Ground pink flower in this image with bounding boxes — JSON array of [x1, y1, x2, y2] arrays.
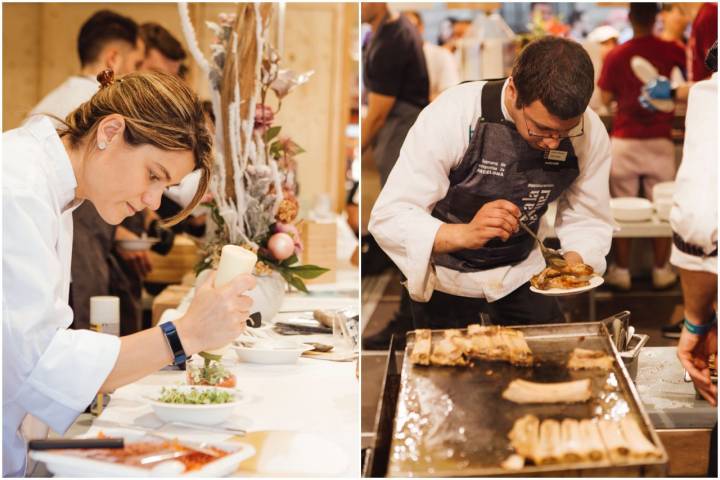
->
[[274, 222, 304, 255], [254, 103, 274, 134]]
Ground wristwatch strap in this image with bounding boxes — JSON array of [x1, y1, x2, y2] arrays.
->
[[683, 317, 718, 336], [159, 321, 187, 369]]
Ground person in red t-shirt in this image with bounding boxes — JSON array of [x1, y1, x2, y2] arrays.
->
[[688, 2, 718, 82], [598, 3, 686, 291]]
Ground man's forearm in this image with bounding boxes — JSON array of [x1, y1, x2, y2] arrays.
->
[[679, 268, 718, 324], [361, 114, 383, 151], [433, 223, 469, 254]]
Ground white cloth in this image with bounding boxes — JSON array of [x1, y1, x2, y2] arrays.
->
[[670, 73, 718, 274], [423, 41, 460, 100], [2, 116, 121, 477], [369, 80, 614, 302], [28, 76, 99, 127]]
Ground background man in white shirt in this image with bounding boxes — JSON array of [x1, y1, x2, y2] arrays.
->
[[370, 37, 614, 328], [403, 10, 461, 102]]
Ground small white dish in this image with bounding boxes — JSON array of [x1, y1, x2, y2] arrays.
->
[[117, 238, 159, 251], [232, 340, 313, 365], [652, 181, 675, 201], [29, 429, 255, 477], [147, 386, 245, 426], [654, 197, 673, 222], [530, 275, 604, 296], [610, 197, 654, 222]]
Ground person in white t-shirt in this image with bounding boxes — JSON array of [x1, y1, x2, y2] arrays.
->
[[369, 37, 613, 328], [404, 10, 461, 101]]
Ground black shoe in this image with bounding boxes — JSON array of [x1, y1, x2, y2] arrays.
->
[[662, 322, 683, 339]]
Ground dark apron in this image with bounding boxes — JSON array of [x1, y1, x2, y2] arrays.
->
[[411, 79, 581, 327]]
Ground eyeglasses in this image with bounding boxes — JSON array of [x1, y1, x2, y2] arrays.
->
[[522, 107, 585, 140]]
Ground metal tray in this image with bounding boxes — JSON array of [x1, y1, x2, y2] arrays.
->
[[368, 320, 668, 477]]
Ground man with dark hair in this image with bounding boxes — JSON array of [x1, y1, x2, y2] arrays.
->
[[598, 3, 686, 292], [139, 22, 187, 77], [369, 36, 614, 328]]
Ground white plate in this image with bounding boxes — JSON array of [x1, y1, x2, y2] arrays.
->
[[530, 275, 604, 296], [29, 430, 254, 477], [147, 385, 246, 426], [231, 340, 313, 365], [610, 197, 654, 222], [117, 238, 159, 251]]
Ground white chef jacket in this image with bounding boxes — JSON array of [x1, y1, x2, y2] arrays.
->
[[423, 42, 460, 99], [369, 79, 614, 302], [2, 116, 121, 477], [28, 75, 100, 127], [670, 72, 718, 274]]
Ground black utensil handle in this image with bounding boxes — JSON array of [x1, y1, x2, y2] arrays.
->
[[28, 438, 124, 450]]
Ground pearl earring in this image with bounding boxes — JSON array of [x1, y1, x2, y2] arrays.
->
[[98, 141, 107, 150]]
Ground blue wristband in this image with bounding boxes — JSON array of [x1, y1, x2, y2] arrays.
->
[[683, 317, 717, 336], [159, 321, 187, 368]]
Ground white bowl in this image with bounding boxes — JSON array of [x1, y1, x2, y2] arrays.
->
[[652, 181, 675, 201], [654, 197, 673, 221], [232, 340, 313, 365], [147, 385, 244, 426], [610, 197, 654, 222], [116, 238, 159, 251]]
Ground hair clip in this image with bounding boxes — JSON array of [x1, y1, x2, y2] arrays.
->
[[97, 69, 115, 88]]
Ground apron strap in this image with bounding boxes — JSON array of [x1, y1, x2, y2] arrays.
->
[[479, 78, 508, 124]]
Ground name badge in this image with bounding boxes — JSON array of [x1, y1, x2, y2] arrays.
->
[[545, 150, 568, 162]]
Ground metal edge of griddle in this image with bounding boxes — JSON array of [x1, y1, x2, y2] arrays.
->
[[385, 320, 669, 477], [364, 334, 401, 478]]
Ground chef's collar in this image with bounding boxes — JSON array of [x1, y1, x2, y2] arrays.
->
[[499, 78, 514, 124], [25, 116, 82, 213]]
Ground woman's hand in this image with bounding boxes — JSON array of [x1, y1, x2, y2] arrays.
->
[[677, 325, 718, 405], [175, 271, 256, 355]]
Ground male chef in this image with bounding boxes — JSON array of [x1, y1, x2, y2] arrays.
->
[[369, 36, 614, 328]]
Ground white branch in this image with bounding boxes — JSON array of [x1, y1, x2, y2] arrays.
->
[[178, 3, 211, 75]]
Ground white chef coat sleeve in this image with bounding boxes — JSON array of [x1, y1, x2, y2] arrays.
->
[[554, 111, 615, 275], [670, 76, 718, 255], [3, 188, 120, 434], [369, 88, 469, 301]]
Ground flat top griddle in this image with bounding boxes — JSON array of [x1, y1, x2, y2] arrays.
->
[[387, 322, 667, 477]]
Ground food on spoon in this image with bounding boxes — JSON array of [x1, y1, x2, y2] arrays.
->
[[531, 263, 594, 290], [568, 348, 614, 371], [502, 378, 592, 404], [157, 387, 235, 405]]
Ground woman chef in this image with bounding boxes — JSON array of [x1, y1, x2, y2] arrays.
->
[[2, 70, 255, 476]]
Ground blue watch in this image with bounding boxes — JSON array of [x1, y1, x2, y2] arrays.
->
[[683, 317, 718, 336], [159, 321, 187, 369]]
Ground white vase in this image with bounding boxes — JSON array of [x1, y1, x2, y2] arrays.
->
[[246, 272, 286, 323]]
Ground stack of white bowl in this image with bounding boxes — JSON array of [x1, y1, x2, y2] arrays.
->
[[610, 197, 654, 222], [652, 181, 675, 222]]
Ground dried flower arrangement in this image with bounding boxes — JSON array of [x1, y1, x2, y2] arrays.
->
[[179, 3, 328, 292]]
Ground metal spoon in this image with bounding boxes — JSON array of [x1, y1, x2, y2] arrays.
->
[[518, 220, 567, 268]]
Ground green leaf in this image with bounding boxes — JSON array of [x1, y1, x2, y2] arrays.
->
[[286, 274, 309, 293], [286, 264, 330, 279], [281, 254, 299, 267], [199, 351, 223, 364], [263, 126, 281, 143]]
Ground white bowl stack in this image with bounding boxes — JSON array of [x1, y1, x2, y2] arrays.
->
[[610, 197, 654, 222], [652, 181, 675, 222]]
